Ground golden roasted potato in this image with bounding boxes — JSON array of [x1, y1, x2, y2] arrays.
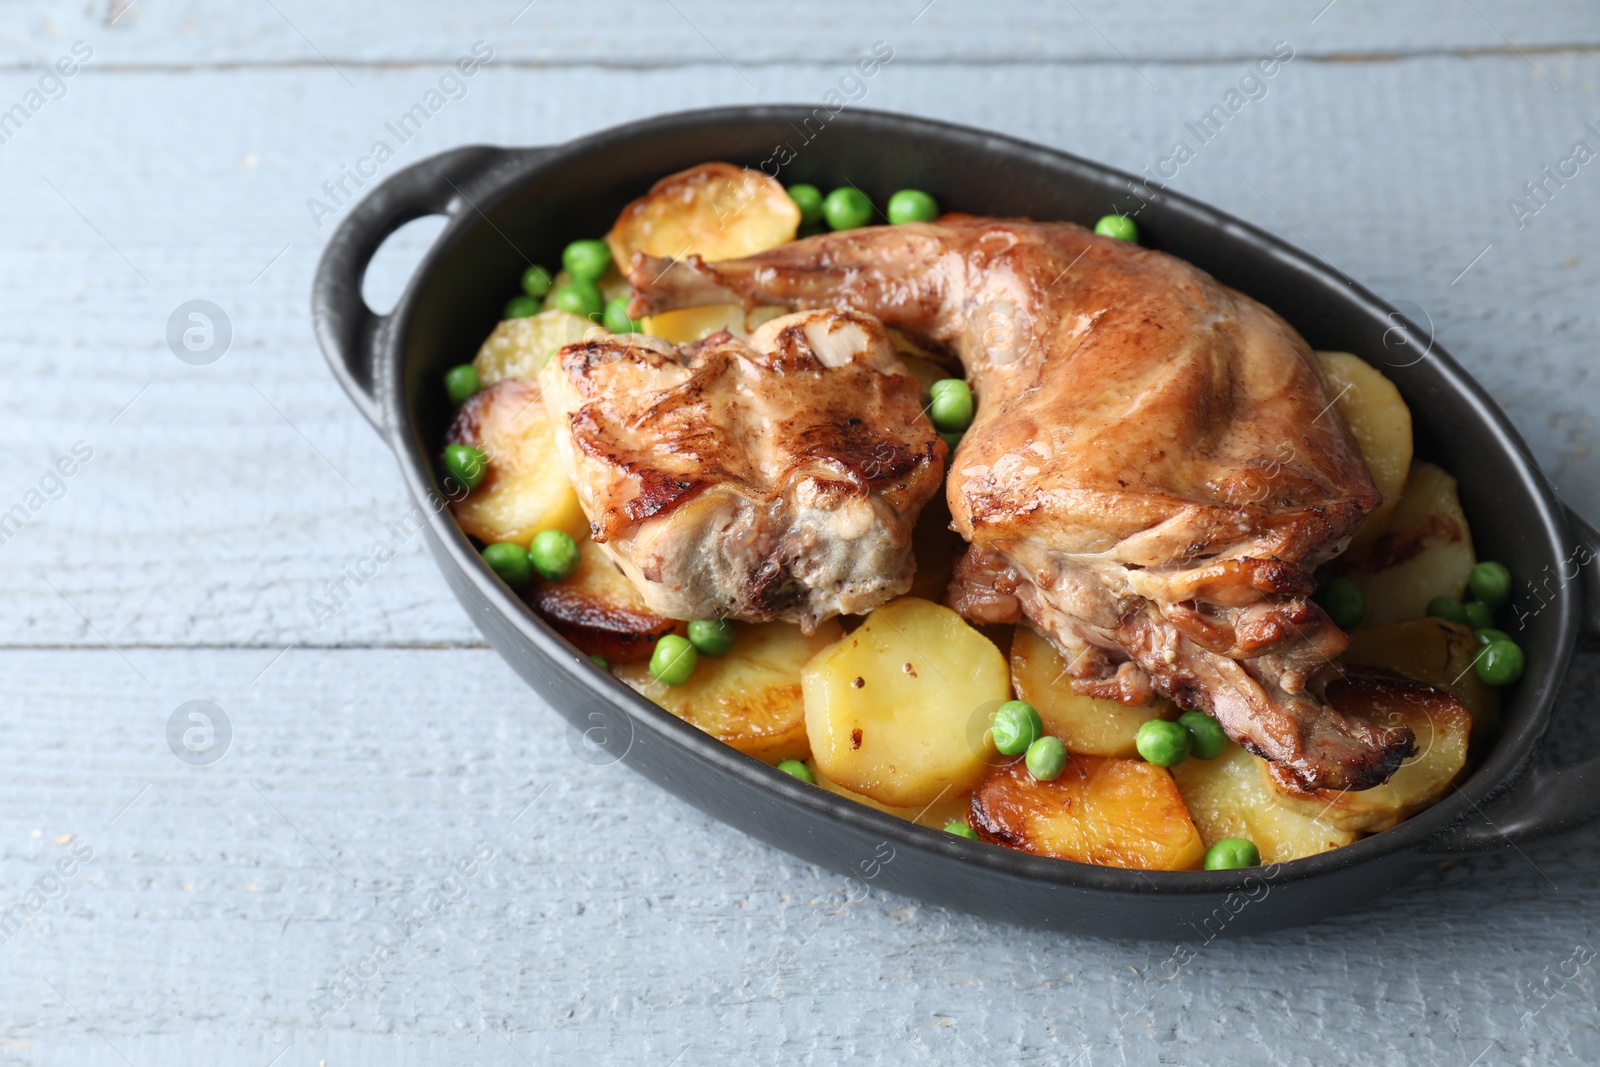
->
[[888, 330, 961, 404], [1263, 670, 1472, 833], [809, 764, 973, 830], [639, 304, 787, 344], [896, 356, 948, 405], [445, 379, 589, 547], [529, 539, 683, 663], [802, 597, 1010, 807], [1341, 617, 1500, 746], [1317, 352, 1414, 553], [970, 755, 1206, 870], [1008, 625, 1179, 758], [473, 309, 601, 385], [607, 162, 800, 267], [1170, 743, 1359, 863], [616, 621, 841, 761], [1342, 461, 1476, 627]]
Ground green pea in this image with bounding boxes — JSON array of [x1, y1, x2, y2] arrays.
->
[[991, 700, 1044, 756], [1135, 719, 1191, 767], [589, 654, 609, 669], [787, 183, 825, 226], [521, 264, 554, 297], [687, 618, 737, 658], [649, 633, 699, 686], [929, 378, 974, 433], [562, 239, 612, 282], [1024, 735, 1068, 781], [1177, 711, 1228, 760], [443, 364, 480, 404], [1314, 576, 1366, 630], [886, 189, 939, 225], [1462, 600, 1495, 631], [603, 297, 641, 334], [939, 431, 964, 453], [943, 821, 979, 840], [1426, 595, 1471, 626], [528, 529, 580, 581], [1469, 561, 1512, 610], [552, 279, 605, 321], [443, 444, 487, 490], [1475, 627, 1512, 646], [777, 758, 815, 784], [1204, 837, 1260, 870], [1475, 640, 1526, 686], [505, 295, 541, 319], [1094, 214, 1139, 242], [823, 187, 874, 231], [481, 541, 532, 587]]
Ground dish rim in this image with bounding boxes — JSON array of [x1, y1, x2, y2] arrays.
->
[[328, 104, 1591, 896]]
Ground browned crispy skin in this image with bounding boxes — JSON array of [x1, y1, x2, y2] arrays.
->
[[527, 540, 685, 664], [1263, 664, 1469, 799], [539, 311, 945, 631], [626, 217, 1410, 791]]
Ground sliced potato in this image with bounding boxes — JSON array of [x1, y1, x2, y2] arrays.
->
[[809, 764, 972, 830], [529, 539, 682, 663], [1317, 351, 1414, 552], [971, 755, 1206, 871], [640, 304, 787, 344], [446, 379, 589, 547], [616, 621, 840, 760], [802, 597, 1010, 807], [896, 355, 950, 406], [1341, 617, 1500, 746], [1008, 626, 1179, 758], [473, 309, 601, 385], [889, 329, 961, 404], [1263, 670, 1472, 833], [607, 162, 800, 267], [1170, 744, 1359, 863], [1343, 461, 1476, 627]]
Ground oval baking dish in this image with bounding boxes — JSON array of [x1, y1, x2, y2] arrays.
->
[[312, 106, 1600, 939]]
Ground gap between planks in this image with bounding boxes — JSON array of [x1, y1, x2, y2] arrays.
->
[[0, 642, 494, 651], [0, 41, 1598, 75]]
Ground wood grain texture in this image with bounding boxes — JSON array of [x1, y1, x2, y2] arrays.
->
[[0, 647, 1597, 1065], [3, 0, 1599, 64], [0, 53, 1597, 648], [1, 3, 1599, 1062]]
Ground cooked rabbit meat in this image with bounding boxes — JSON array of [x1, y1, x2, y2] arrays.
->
[[625, 218, 1414, 791], [538, 309, 944, 632]]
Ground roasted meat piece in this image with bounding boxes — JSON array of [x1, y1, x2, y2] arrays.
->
[[625, 218, 1414, 791], [539, 308, 944, 631]]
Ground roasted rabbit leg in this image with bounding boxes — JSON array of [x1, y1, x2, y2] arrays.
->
[[539, 309, 944, 632], [625, 218, 1414, 791]]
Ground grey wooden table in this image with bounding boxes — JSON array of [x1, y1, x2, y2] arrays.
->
[[2, 2, 1599, 1063]]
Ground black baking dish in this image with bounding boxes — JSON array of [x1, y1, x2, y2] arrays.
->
[[312, 105, 1600, 939]]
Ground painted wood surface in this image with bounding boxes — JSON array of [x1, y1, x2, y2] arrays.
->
[[2, 647, 1598, 1065], [1, 2, 1598, 1063], [2, 53, 1598, 648], [4, 0, 1599, 64]]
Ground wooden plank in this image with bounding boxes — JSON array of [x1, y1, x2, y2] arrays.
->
[[0, 55, 1596, 648], [2, 0, 1598, 66], [1, 646, 1597, 1064]]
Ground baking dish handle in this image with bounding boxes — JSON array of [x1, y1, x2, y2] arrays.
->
[[1424, 504, 1600, 855], [311, 143, 522, 434]]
